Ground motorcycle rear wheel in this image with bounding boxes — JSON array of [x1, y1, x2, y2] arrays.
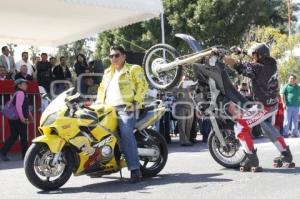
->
[[24, 143, 74, 191], [136, 129, 168, 177], [143, 44, 183, 90]]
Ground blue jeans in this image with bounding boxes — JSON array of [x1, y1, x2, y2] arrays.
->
[[283, 106, 299, 136], [116, 109, 140, 171]]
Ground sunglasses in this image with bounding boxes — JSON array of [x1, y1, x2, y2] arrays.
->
[[109, 53, 121, 59]]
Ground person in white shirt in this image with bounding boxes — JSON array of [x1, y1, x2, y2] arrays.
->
[[16, 52, 34, 76], [0, 46, 16, 78]]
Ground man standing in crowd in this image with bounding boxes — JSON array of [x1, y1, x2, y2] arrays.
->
[[36, 53, 52, 93], [281, 74, 300, 138], [49, 57, 57, 71], [16, 52, 34, 76], [175, 76, 194, 146], [96, 45, 148, 183], [52, 56, 72, 94], [52, 56, 71, 80], [0, 46, 16, 79], [15, 65, 33, 81], [31, 56, 40, 80]]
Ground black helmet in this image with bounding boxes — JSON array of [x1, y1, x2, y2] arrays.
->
[[247, 43, 270, 61]]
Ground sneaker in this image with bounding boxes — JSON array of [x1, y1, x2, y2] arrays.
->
[[130, 169, 142, 183], [291, 134, 299, 138], [283, 135, 289, 138], [0, 153, 9, 161]]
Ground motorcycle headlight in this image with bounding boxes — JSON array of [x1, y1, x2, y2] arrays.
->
[[42, 112, 58, 126]]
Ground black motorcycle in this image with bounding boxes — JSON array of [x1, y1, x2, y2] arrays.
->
[[143, 34, 249, 168]]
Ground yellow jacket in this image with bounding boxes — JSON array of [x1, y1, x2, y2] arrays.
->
[[96, 63, 148, 108]]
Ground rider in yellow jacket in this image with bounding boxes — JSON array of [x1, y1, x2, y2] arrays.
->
[[96, 62, 148, 109], [96, 45, 148, 183]]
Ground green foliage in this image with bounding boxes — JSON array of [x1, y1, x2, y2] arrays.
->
[[6, 43, 17, 57], [56, 39, 93, 67], [28, 46, 40, 63], [243, 26, 300, 59], [278, 57, 300, 84], [95, 0, 292, 61]]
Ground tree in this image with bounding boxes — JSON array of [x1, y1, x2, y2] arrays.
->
[[56, 39, 93, 67], [95, 0, 295, 61], [278, 56, 300, 84], [28, 45, 40, 63], [6, 43, 17, 57]]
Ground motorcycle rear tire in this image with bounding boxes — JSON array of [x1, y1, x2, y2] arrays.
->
[[143, 44, 183, 90], [136, 129, 168, 177]]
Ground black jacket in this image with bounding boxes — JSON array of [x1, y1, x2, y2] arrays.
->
[[52, 65, 72, 80], [15, 72, 33, 81], [234, 57, 279, 106], [36, 61, 52, 92], [74, 62, 89, 76]]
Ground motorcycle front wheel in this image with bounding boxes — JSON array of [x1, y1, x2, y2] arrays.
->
[[143, 44, 183, 90], [136, 129, 168, 177], [208, 130, 246, 169], [24, 143, 75, 191]]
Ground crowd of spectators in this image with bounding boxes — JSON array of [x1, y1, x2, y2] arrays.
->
[[0, 45, 104, 98]]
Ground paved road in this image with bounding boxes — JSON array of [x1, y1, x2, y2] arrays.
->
[[1, 137, 300, 199]]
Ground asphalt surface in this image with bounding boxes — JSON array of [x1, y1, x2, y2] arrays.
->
[[1, 136, 300, 199]]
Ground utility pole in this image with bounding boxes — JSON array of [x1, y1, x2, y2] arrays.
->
[[287, 0, 292, 36]]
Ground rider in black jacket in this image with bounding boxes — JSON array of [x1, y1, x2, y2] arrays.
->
[[224, 43, 295, 171]]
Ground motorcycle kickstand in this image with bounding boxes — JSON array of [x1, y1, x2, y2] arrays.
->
[[117, 161, 124, 181], [119, 169, 123, 180]]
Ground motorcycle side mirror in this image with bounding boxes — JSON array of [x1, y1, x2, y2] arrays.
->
[[41, 93, 47, 98], [65, 92, 81, 103]]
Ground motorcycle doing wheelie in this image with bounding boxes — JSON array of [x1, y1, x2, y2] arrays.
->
[[24, 88, 168, 191], [143, 34, 270, 169]]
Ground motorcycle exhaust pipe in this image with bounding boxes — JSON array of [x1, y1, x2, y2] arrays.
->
[[138, 148, 159, 157]]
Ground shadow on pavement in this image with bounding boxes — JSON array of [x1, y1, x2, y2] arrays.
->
[[0, 160, 23, 170], [262, 167, 300, 175], [167, 141, 209, 154], [220, 166, 300, 175], [37, 173, 232, 194]]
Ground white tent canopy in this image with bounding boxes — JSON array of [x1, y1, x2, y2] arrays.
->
[[0, 0, 163, 47]]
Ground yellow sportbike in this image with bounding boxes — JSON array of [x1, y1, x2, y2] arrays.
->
[[24, 88, 168, 191]]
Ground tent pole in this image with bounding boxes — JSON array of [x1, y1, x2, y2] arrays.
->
[[161, 13, 165, 44], [161, 13, 166, 60]]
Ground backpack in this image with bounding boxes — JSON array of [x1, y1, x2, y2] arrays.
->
[[3, 93, 19, 120]]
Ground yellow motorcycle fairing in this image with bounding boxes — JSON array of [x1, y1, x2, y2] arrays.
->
[[34, 98, 165, 176], [36, 103, 125, 175], [73, 134, 126, 176], [32, 134, 66, 154]]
